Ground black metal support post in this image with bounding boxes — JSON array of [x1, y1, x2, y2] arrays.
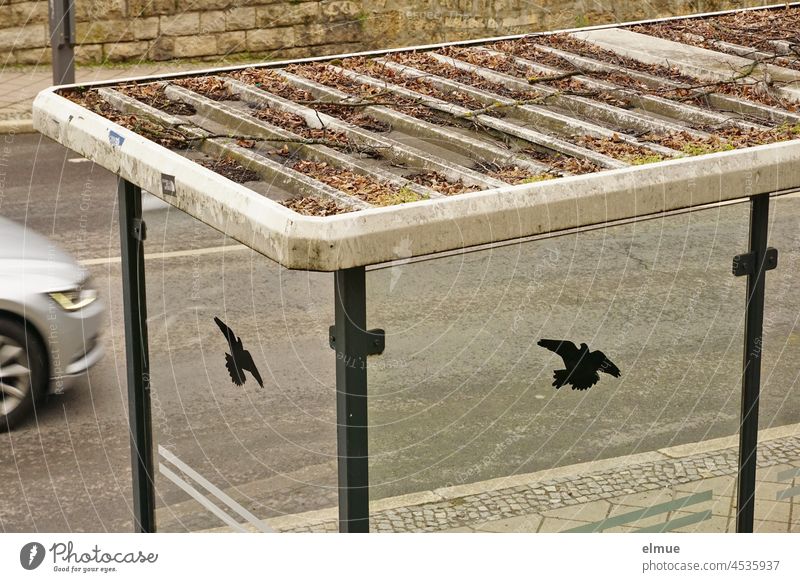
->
[[330, 267, 384, 532], [732, 193, 777, 533], [49, 0, 76, 85], [118, 178, 156, 533]]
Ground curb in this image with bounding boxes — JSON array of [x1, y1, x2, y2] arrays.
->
[[658, 423, 800, 459], [0, 118, 35, 134]]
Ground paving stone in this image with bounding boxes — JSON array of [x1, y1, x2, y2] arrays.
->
[[607, 487, 676, 508], [756, 480, 797, 502], [474, 514, 543, 532], [538, 516, 592, 533], [668, 513, 730, 533], [758, 464, 798, 484], [754, 500, 792, 523], [753, 520, 790, 533], [604, 503, 675, 529], [543, 499, 610, 522]]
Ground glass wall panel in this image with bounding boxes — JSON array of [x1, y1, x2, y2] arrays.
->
[[146, 206, 338, 532], [367, 202, 750, 532], [757, 193, 800, 533]]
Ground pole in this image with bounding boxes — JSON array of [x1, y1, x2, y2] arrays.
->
[[735, 193, 773, 533], [332, 267, 374, 532], [118, 178, 156, 532], [49, 0, 76, 85]]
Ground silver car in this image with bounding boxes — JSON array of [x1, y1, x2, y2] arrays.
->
[[0, 217, 105, 430]]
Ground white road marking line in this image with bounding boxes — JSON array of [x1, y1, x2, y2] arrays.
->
[[79, 244, 249, 266], [159, 463, 249, 533], [159, 446, 274, 533]]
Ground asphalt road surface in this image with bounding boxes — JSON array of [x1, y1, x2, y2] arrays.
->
[[1, 133, 799, 532]]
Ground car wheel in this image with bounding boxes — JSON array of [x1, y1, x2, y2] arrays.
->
[[0, 318, 47, 432]]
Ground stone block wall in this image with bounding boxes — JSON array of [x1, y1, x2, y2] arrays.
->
[[0, 0, 771, 66]]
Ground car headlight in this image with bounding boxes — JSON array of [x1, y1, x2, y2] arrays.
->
[[48, 285, 98, 311]]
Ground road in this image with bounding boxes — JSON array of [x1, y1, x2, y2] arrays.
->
[[1, 133, 799, 532]]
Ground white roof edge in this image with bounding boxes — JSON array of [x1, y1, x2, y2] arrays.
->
[[32, 89, 299, 267], [34, 88, 800, 271]]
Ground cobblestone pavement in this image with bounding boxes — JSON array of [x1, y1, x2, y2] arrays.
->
[[277, 434, 800, 533]]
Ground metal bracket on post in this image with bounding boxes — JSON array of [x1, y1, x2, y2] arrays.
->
[[118, 178, 156, 533], [732, 248, 778, 277], [49, 0, 76, 85], [331, 267, 382, 532], [733, 193, 775, 533], [132, 218, 147, 243], [329, 326, 385, 356]]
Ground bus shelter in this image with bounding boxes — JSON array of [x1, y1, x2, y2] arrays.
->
[[33, 3, 800, 533]]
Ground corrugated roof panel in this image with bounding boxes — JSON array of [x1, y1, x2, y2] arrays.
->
[[33, 3, 800, 270]]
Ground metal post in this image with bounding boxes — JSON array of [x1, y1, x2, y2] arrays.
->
[[734, 193, 776, 533], [118, 178, 156, 533], [49, 0, 76, 85], [331, 267, 384, 532]]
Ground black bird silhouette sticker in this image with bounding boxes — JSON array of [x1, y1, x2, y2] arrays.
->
[[538, 339, 621, 391], [214, 317, 264, 388]]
